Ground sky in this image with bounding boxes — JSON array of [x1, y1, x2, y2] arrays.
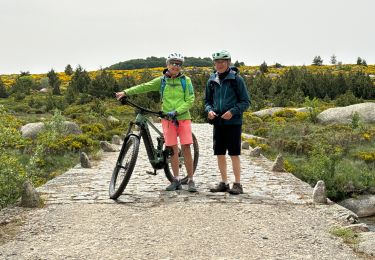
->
[[0, 0, 374, 74]]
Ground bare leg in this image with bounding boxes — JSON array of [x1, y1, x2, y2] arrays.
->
[[182, 144, 194, 179], [230, 155, 241, 183], [170, 145, 179, 177], [217, 155, 228, 182]]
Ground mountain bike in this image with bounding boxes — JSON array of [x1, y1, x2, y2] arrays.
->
[[109, 97, 199, 199]]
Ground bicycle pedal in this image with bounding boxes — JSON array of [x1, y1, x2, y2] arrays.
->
[[146, 170, 157, 175]]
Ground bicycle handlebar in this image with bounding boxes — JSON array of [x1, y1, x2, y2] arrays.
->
[[120, 96, 163, 116], [119, 96, 179, 126]]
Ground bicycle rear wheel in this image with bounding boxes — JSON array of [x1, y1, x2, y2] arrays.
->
[[109, 135, 140, 199], [164, 133, 199, 182]]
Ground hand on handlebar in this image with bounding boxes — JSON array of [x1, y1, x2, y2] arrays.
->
[[166, 111, 177, 118], [166, 111, 179, 127], [115, 92, 126, 100]]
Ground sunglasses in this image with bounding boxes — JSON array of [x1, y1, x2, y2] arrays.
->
[[170, 63, 182, 67]]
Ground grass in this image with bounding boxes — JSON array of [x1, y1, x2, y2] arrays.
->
[[329, 226, 360, 245]]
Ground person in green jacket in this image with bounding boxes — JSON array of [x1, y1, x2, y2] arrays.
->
[[115, 53, 197, 192], [205, 50, 250, 195]]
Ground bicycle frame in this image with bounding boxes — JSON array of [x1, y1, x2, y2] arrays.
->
[[121, 100, 172, 171]]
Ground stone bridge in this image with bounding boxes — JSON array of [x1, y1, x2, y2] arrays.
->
[[36, 123, 313, 205], [0, 123, 370, 259]]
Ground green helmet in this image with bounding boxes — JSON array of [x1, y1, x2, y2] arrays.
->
[[212, 50, 231, 60]]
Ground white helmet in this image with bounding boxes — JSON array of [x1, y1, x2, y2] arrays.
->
[[166, 53, 184, 64], [212, 50, 231, 60]]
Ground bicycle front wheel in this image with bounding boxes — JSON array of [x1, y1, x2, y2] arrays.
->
[[163, 133, 199, 182], [109, 135, 140, 199]]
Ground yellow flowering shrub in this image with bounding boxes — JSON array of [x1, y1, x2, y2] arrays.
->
[[274, 109, 297, 118], [295, 112, 309, 121], [273, 117, 287, 125], [58, 134, 96, 152], [356, 152, 375, 163], [245, 138, 258, 148], [284, 159, 294, 172], [258, 143, 270, 151], [245, 137, 268, 150], [360, 130, 375, 142], [243, 112, 263, 125]]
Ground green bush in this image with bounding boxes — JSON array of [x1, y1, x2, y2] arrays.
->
[[105, 104, 133, 117], [103, 128, 126, 141], [9, 102, 30, 113], [0, 106, 27, 149], [63, 103, 92, 116], [304, 97, 320, 123], [335, 91, 362, 107], [289, 144, 375, 200], [254, 127, 268, 137], [0, 152, 26, 208], [0, 106, 28, 208]]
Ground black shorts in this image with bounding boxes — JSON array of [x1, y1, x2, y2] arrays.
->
[[213, 124, 242, 156]]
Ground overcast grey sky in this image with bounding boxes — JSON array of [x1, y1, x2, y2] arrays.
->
[[1, 0, 374, 74]]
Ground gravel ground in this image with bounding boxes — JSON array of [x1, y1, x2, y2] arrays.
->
[[0, 202, 363, 260]]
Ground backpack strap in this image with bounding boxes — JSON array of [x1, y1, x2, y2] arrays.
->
[[180, 76, 187, 95], [159, 76, 167, 101]]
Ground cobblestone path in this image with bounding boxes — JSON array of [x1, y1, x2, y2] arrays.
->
[[36, 123, 313, 205]]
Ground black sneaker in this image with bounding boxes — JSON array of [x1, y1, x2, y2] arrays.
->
[[229, 183, 243, 195], [166, 179, 182, 191], [187, 180, 197, 192], [209, 182, 230, 192]]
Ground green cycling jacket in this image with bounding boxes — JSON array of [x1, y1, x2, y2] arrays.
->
[[124, 73, 195, 120]]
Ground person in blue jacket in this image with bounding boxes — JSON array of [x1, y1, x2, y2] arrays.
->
[[205, 50, 250, 194]]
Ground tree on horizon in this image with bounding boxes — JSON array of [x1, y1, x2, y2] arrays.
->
[[260, 61, 268, 73], [312, 56, 323, 66], [330, 55, 337, 65], [64, 64, 73, 76], [47, 69, 61, 95]]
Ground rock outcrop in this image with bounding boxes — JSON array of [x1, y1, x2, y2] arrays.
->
[[339, 195, 375, 217], [21, 121, 81, 139], [317, 102, 375, 124]]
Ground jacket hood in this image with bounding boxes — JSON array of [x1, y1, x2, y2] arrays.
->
[[209, 66, 239, 81]]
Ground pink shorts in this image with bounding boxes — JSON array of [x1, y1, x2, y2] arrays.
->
[[161, 119, 193, 146]]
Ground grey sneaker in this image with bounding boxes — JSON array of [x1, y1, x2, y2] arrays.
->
[[166, 179, 182, 191], [187, 180, 197, 192], [209, 182, 230, 192], [229, 183, 243, 195], [180, 176, 189, 185]]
